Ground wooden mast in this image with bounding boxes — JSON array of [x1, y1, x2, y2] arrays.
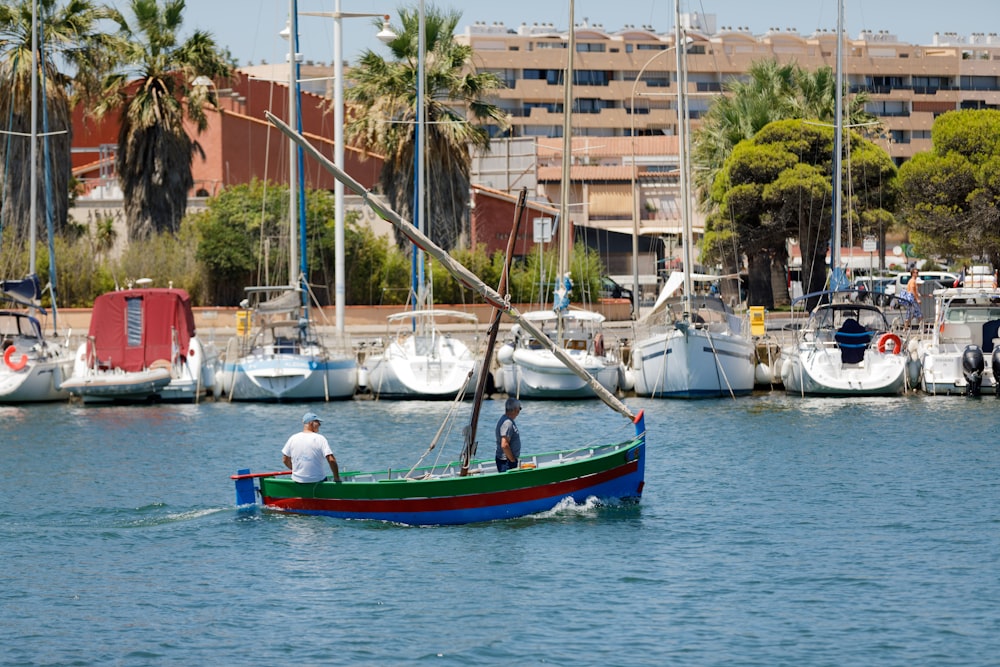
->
[[461, 189, 528, 476]]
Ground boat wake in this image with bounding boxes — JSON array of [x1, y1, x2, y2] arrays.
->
[[122, 504, 230, 528], [529, 495, 606, 520]]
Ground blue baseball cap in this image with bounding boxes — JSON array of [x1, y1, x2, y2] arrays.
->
[[302, 412, 322, 424]]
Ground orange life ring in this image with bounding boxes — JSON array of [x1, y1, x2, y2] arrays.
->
[[876, 332, 902, 354], [4, 345, 28, 371]]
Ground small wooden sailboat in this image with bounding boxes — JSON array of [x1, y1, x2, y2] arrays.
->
[[233, 102, 647, 526], [234, 437, 645, 526]]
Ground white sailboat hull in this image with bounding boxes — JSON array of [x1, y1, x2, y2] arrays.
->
[[780, 344, 908, 396], [0, 348, 73, 403], [221, 351, 356, 401], [364, 334, 479, 399], [497, 346, 621, 399], [629, 325, 755, 398]]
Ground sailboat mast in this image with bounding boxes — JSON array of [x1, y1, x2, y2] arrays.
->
[[674, 0, 694, 308], [286, 0, 299, 291], [28, 0, 38, 273], [414, 0, 427, 314], [831, 0, 844, 274], [558, 0, 574, 307]]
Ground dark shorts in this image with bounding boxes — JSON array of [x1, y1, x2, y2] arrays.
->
[[496, 458, 519, 473]]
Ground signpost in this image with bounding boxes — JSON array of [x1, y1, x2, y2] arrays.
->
[[533, 217, 553, 301], [863, 235, 877, 275]]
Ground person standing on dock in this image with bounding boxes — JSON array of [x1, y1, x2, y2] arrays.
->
[[495, 398, 522, 472], [903, 268, 923, 330], [282, 412, 341, 483]]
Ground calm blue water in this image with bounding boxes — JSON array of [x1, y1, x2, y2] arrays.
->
[[2, 394, 998, 666]]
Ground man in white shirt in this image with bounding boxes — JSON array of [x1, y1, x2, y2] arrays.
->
[[282, 412, 341, 483]]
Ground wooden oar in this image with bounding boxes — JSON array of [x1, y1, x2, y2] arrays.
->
[[230, 470, 292, 480], [263, 111, 635, 422]]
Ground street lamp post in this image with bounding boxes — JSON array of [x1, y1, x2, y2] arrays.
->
[[629, 42, 681, 318], [302, 4, 394, 333]]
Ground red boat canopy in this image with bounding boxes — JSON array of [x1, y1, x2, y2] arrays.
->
[[88, 288, 196, 372]]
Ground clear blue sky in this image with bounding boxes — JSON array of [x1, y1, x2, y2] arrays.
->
[[184, 0, 1000, 67]]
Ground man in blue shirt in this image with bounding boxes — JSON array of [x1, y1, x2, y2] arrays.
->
[[495, 397, 522, 472]]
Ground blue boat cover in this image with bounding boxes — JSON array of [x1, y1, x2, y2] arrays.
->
[[835, 318, 871, 364], [0, 274, 44, 311]]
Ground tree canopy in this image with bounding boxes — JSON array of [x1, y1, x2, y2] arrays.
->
[[709, 119, 896, 308], [896, 109, 1000, 269]]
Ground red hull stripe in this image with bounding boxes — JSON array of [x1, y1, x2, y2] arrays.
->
[[264, 460, 639, 515]]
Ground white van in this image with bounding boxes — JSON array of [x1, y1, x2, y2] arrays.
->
[[885, 271, 959, 296]]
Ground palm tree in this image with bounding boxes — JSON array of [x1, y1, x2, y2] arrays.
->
[[0, 0, 116, 246], [92, 0, 232, 241], [345, 4, 506, 251]]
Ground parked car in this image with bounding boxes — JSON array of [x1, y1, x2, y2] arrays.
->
[[599, 276, 633, 301]]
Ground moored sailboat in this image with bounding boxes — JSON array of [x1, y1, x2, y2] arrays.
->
[[492, 6, 623, 400], [625, 3, 755, 399], [358, 14, 481, 401], [0, 0, 73, 403], [778, 292, 911, 396], [216, 0, 356, 401], [362, 308, 481, 399]]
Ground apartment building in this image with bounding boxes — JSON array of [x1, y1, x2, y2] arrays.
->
[[459, 14, 1000, 161], [460, 15, 1000, 287]]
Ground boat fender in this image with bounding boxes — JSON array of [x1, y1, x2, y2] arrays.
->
[[876, 332, 902, 354], [497, 344, 514, 364], [3, 345, 28, 372], [593, 332, 605, 357]]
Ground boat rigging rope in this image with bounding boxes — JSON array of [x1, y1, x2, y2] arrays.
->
[[706, 329, 736, 399], [403, 371, 473, 478]]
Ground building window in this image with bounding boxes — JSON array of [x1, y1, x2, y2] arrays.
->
[[126, 297, 143, 347]]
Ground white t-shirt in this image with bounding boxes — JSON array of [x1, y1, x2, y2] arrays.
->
[[282, 431, 334, 483]]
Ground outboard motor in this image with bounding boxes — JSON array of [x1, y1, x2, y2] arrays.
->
[[962, 345, 985, 397], [993, 348, 1000, 397]]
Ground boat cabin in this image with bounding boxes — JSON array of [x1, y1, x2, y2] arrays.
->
[[86, 288, 196, 372]]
